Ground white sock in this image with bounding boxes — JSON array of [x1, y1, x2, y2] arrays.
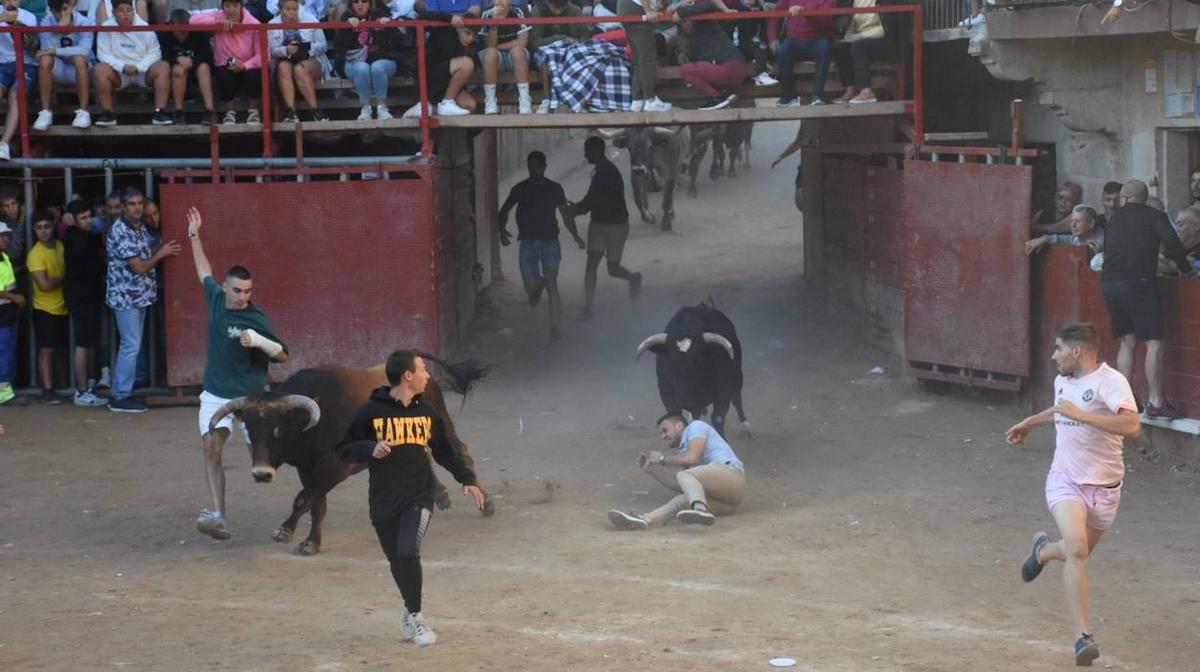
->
[[517, 82, 530, 100], [484, 84, 497, 102]]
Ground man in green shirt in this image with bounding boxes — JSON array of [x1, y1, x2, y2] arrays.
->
[[187, 207, 290, 540]]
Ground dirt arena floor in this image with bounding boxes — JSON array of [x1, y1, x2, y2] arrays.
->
[[2, 124, 1199, 672]]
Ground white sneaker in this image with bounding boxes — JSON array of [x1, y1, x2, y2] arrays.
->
[[403, 610, 437, 647], [357, 105, 373, 121], [375, 104, 393, 121], [73, 389, 107, 407], [643, 98, 672, 112], [518, 94, 532, 114], [0, 142, 10, 161], [630, 99, 645, 112], [484, 99, 499, 115], [72, 109, 92, 128], [754, 72, 779, 87], [33, 109, 53, 131], [402, 102, 429, 118], [437, 99, 471, 116], [536, 99, 551, 114]]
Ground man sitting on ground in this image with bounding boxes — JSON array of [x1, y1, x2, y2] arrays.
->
[[608, 412, 747, 530]]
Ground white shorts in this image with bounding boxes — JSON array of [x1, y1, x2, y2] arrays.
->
[[118, 71, 149, 90], [51, 58, 88, 86], [199, 390, 249, 442]]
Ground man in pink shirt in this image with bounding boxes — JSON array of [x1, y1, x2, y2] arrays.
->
[[191, 0, 264, 124], [767, 0, 836, 107], [1006, 322, 1140, 667]]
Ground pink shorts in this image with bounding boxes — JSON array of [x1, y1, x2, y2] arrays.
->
[[1044, 470, 1123, 531]]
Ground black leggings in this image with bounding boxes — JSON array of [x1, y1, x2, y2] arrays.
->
[[213, 67, 263, 102], [832, 38, 890, 91], [372, 504, 431, 614]]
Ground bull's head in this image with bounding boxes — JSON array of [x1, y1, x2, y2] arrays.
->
[[208, 394, 321, 483], [636, 331, 734, 361]]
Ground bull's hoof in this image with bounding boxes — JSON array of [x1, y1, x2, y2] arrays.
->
[[661, 219, 673, 232], [293, 540, 321, 556], [271, 526, 294, 544], [434, 488, 453, 511], [641, 214, 657, 225], [481, 497, 496, 517], [740, 421, 754, 439]]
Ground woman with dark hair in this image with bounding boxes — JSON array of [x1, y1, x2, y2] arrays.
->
[[335, 0, 401, 121]]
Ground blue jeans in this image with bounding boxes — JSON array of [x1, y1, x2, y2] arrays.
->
[[0, 323, 16, 384], [777, 38, 831, 101], [113, 307, 145, 400], [346, 59, 398, 103]]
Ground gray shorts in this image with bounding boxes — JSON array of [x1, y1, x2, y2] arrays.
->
[[587, 222, 629, 263], [480, 47, 529, 72]]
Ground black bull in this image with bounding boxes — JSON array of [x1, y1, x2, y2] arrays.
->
[[598, 126, 690, 231], [207, 362, 492, 556], [636, 302, 750, 437]]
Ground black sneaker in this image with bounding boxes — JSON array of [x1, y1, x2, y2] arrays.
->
[[775, 97, 800, 108], [173, 110, 186, 125], [677, 505, 716, 526], [93, 110, 117, 127], [1075, 634, 1099, 666], [312, 107, 330, 122], [201, 110, 220, 126], [109, 397, 148, 413], [151, 108, 173, 125], [42, 388, 61, 405], [283, 107, 299, 123], [1021, 531, 1050, 582]]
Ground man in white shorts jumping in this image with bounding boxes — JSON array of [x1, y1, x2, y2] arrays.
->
[[1006, 322, 1140, 666], [608, 412, 746, 529], [186, 207, 289, 540]]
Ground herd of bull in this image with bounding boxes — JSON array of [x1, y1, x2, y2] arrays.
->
[[209, 301, 748, 556]]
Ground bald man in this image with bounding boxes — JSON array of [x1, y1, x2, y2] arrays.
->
[[1100, 180, 1192, 420]]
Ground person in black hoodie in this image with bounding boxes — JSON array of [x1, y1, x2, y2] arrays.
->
[[160, 9, 218, 125], [61, 199, 109, 406], [337, 349, 486, 648]]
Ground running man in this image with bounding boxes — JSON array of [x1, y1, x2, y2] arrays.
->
[[566, 136, 643, 322], [608, 412, 746, 530], [187, 207, 290, 540], [498, 150, 585, 342], [1005, 322, 1140, 666], [337, 349, 486, 647]]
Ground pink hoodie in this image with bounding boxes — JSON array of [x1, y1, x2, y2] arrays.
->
[[189, 9, 263, 70]]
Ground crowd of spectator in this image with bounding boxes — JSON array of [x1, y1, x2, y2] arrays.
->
[[1024, 175, 1200, 422], [0, 184, 176, 410], [0, 0, 903, 154]]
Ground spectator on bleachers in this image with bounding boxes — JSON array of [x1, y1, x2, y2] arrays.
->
[[733, 0, 775, 87], [673, 0, 744, 111], [89, 0, 148, 23], [334, 0, 400, 120], [95, 0, 172, 126], [831, 0, 886, 105], [590, 0, 621, 32], [1101, 180, 1121, 222], [33, 0, 94, 131], [479, 0, 532, 114], [191, 0, 265, 124], [153, 0, 219, 23], [620, 0, 671, 112], [61, 199, 107, 406], [1025, 205, 1104, 257], [531, 0, 588, 113], [267, 0, 329, 17], [0, 0, 39, 161], [269, 0, 330, 122], [27, 209, 69, 404], [768, 0, 835, 107], [160, 9, 218, 124], [0, 220, 22, 405], [105, 187, 179, 413], [414, 0, 479, 117], [0, 187, 24, 263], [1102, 179, 1193, 420], [1030, 179, 1081, 235]]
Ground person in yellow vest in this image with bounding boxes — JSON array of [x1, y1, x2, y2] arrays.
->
[[27, 209, 70, 404], [831, 0, 886, 105], [0, 221, 24, 406]]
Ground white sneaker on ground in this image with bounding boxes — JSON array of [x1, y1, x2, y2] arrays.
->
[[404, 611, 437, 647], [376, 104, 393, 121], [196, 509, 231, 540], [33, 109, 53, 131], [73, 389, 107, 407], [536, 99, 551, 114], [518, 99, 532, 114], [357, 104, 373, 121], [484, 99, 499, 115], [754, 72, 779, 87], [630, 99, 645, 112], [607, 510, 649, 530], [677, 506, 716, 526], [402, 102, 429, 118], [72, 109, 92, 128], [437, 99, 471, 116], [0, 142, 9, 161], [643, 97, 672, 112]]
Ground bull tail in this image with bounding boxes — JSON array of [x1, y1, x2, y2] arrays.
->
[[418, 352, 493, 397]]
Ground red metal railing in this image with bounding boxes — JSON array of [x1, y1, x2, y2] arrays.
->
[[2, 4, 923, 160]]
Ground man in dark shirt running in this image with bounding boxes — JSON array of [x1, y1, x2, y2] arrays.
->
[[337, 349, 486, 648], [498, 151, 585, 342], [1101, 180, 1193, 420], [187, 207, 290, 540], [567, 136, 643, 321]]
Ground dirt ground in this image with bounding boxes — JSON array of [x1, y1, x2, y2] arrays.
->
[[2, 123, 1199, 672]]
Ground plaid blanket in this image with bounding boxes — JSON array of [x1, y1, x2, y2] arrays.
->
[[538, 39, 633, 113]]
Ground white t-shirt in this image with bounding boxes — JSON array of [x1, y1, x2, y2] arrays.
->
[[675, 420, 744, 472], [1050, 363, 1137, 485]]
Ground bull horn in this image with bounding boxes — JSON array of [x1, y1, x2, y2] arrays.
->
[[595, 128, 624, 140], [208, 396, 249, 433], [635, 333, 668, 360], [282, 395, 321, 431], [702, 333, 735, 360], [651, 126, 675, 140]]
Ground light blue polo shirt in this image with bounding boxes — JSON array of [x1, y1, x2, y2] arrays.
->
[[674, 420, 744, 472]]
